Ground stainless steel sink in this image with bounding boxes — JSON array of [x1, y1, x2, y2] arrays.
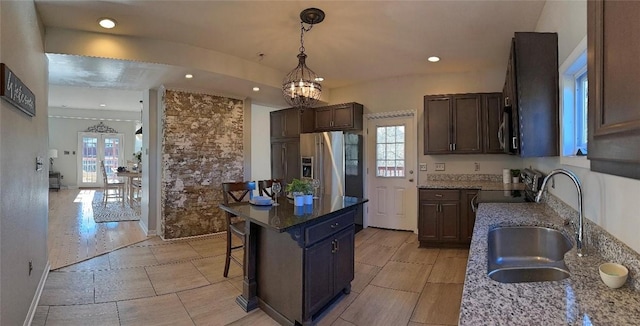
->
[[488, 226, 573, 283]]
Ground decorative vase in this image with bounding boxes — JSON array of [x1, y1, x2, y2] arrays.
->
[[293, 193, 304, 206], [304, 194, 313, 205], [512, 176, 520, 183]]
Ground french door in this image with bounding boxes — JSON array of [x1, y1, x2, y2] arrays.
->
[[77, 132, 125, 187]]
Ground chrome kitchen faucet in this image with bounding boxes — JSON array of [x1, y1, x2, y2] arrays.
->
[[535, 168, 587, 257]]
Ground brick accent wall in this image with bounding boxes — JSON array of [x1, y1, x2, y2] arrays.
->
[[161, 89, 244, 239]]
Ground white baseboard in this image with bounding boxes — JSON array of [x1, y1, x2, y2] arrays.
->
[[24, 260, 51, 326], [138, 219, 156, 236]]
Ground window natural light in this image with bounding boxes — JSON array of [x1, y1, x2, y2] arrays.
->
[[376, 125, 405, 177], [560, 36, 590, 169]]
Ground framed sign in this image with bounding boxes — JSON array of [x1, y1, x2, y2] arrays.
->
[[1, 63, 36, 117]]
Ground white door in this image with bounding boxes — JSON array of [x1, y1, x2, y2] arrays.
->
[[366, 113, 417, 231], [77, 132, 125, 187]]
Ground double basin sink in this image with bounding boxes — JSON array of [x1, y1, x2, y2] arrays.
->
[[488, 226, 573, 283]]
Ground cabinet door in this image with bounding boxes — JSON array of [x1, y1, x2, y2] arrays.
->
[[452, 94, 482, 153], [314, 107, 333, 130], [270, 111, 284, 138], [271, 142, 284, 181], [424, 96, 452, 154], [305, 238, 335, 316], [332, 105, 354, 129], [439, 202, 460, 241], [283, 140, 300, 185], [333, 227, 355, 294], [483, 93, 504, 154], [418, 202, 438, 241], [587, 0, 640, 179], [283, 108, 301, 137]]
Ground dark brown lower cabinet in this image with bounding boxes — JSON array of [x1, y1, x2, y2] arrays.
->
[[460, 190, 479, 243], [418, 189, 477, 248], [305, 227, 354, 316], [257, 211, 355, 326]]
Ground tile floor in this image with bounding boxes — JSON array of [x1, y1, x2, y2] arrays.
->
[[34, 227, 468, 326]]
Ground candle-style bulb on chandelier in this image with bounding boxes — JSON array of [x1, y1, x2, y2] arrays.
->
[[282, 8, 325, 109]]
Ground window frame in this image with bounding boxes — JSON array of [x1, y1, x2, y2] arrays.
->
[[559, 36, 590, 169], [375, 124, 406, 178]]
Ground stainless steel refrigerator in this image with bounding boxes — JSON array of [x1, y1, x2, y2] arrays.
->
[[300, 131, 364, 231]]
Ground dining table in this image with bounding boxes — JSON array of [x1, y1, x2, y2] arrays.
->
[[116, 170, 141, 205]]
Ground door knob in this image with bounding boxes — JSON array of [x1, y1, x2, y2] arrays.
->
[[409, 170, 414, 174]]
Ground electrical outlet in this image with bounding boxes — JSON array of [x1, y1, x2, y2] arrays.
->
[[435, 163, 445, 171], [419, 163, 427, 171], [474, 162, 480, 171]]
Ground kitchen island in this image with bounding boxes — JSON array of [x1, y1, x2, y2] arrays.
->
[[219, 194, 368, 326], [460, 202, 640, 325]]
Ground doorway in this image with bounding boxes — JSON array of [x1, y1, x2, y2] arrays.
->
[[365, 112, 417, 232], [77, 132, 125, 187]]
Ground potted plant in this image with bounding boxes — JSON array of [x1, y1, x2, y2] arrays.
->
[[511, 169, 521, 183], [286, 179, 312, 206]]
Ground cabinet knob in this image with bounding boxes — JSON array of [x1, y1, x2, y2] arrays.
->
[[435, 194, 443, 197], [330, 222, 338, 229]]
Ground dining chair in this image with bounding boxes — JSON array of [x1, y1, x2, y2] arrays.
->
[[258, 179, 281, 199], [100, 160, 125, 206], [221, 181, 255, 277]]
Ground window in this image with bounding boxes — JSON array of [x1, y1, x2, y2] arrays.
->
[[560, 36, 590, 169], [575, 69, 588, 152], [376, 125, 405, 177]]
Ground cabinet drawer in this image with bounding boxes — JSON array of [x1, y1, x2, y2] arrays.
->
[[419, 189, 460, 201], [305, 212, 353, 245]]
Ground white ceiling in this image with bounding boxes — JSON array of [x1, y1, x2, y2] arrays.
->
[[36, 0, 547, 112]]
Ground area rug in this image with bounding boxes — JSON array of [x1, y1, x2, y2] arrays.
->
[[92, 191, 140, 223]]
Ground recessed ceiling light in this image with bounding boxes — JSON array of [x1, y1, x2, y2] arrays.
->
[[98, 18, 117, 29], [185, 74, 193, 79], [315, 77, 324, 82], [252, 87, 260, 92], [427, 56, 440, 63], [99, 104, 106, 107]]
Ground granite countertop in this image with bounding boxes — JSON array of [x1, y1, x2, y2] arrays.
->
[[219, 195, 368, 233], [419, 180, 525, 191], [459, 203, 640, 325]]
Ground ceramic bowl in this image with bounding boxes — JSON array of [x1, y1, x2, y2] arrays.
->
[[599, 263, 628, 289]]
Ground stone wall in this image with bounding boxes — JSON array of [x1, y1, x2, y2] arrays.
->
[[161, 89, 244, 239]]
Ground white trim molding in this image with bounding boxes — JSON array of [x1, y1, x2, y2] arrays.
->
[[365, 110, 416, 120]]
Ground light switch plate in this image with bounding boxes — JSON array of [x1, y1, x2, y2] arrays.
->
[[419, 163, 427, 171], [435, 163, 445, 171]]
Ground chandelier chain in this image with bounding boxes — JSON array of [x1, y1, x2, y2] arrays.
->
[[299, 22, 314, 53]]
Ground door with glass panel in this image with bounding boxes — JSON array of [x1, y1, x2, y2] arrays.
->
[[77, 132, 125, 187], [366, 114, 417, 231]]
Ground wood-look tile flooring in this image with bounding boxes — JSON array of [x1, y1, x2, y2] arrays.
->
[[48, 189, 148, 270], [36, 224, 469, 326]]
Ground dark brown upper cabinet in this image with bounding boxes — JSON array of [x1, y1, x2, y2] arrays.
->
[[314, 102, 363, 132], [502, 32, 559, 157], [424, 93, 492, 155], [270, 107, 313, 139], [588, 0, 640, 179], [483, 93, 504, 154]]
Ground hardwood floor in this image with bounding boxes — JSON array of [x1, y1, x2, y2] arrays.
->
[[48, 189, 148, 270], [37, 223, 469, 326]]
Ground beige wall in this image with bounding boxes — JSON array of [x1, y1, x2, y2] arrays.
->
[[251, 104, 280, 182], [531, 0, 640, 253], [0, 1, 49, 324]]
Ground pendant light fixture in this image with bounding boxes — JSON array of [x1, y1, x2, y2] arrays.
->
[[282, 8, 325, 109]]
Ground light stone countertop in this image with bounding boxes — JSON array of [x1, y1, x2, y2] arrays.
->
[[459, 203, 640, 325], [418, 180, 525, 191]]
